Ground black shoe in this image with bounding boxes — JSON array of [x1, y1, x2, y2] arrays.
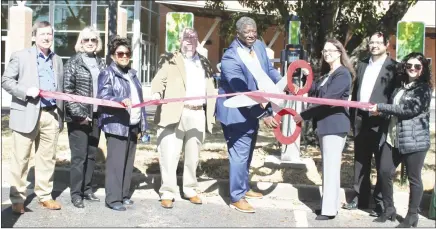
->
[[123, 199, 134, 205], [370, 204, 384, 217], [315, 215, 335, 220], [105, 203, 126, 211], [83, 193, 100, 202], [314, 209, 337, 216], [373, 207, 396, 223], [72, 199, 84, 208], [396, 212, 419, 228], [342, 200, 358, 210]]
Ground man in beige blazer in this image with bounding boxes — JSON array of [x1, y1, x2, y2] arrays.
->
[[152, 27, 217, 209], [1, 21, 64, 213]]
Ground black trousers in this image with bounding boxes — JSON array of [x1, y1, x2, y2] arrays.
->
[[104, 125, 139, 206], [67, 113, 101, 201], [353, 128, 383, 208], [379, 142, 427, 213]]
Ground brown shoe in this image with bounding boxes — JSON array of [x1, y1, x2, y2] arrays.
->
[[161, 199, 174, 209], [230, 199, 255, 213], [39, 200, 61, 210], [12, 203, 25, 214], [245, 190, 263, 199], [188, 196, 202, 205]]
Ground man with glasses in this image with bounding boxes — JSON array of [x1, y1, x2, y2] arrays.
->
[[344, 31, 397, 217], [1, 21, 64, 213], [151, 27, 217, 209]]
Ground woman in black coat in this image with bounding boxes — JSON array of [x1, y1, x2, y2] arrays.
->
[[369, 52, 433, 228], [63, 26, 105, 208]]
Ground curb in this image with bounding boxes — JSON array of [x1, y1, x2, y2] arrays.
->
[[25, 166, 431, 212]]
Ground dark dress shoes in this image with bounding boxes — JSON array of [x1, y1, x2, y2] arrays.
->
[[123, 199, 134, 205], [315, 215, 336, 220], [105, 203, 126, 211], [72, 199, 84, 208], [314, 209, 337, 216], [373, 207, 397, 223], [83, 193, 100, 202]]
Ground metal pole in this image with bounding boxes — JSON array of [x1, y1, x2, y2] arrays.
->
[[106, 0, 118, 65]]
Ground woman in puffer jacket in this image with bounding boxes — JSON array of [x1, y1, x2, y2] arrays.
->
[[63, 26, 105, 208], [369, 52, 433, 228], [97, 35, 148, 211]]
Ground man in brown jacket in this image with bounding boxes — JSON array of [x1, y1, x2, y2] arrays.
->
[[151, 27, 217, 209]]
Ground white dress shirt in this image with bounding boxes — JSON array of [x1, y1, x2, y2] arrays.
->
[[124, 73, 141, 125], [183, 54, 206, 106], [359, 56, 387, 102]]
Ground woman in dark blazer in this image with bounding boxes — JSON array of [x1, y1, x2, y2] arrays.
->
[[369, 52, 432, 228], [293, 38, 356, 220], [63, 26, 105, 208], [97, 36, 148, 211]]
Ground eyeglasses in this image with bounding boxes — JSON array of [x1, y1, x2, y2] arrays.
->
[[322, 49, 339, 54], [369, 41, 384, 46], [116, 52, 131, 58], [183, 36, 198, 40], [405, 63, 422, 70], [82, 38, 97, 43]]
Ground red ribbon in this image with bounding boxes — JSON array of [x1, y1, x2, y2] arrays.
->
[[39, 89, 372, 145]]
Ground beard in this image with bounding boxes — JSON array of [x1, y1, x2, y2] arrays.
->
[[181, 46, 195, 59]]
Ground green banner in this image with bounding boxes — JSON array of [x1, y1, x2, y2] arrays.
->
[[396, 21, 425, 61], [165, 12, 194, 53], [288, 21, 301, 45]]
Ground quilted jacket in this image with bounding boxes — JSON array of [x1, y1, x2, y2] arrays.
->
[[63, 53, 105, 122], [378, 82, 432, 154]]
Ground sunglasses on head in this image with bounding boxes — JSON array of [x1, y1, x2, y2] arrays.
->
[[405, 63, 422, 70], [82, 38, 97, 43], [116, 51, 131, 58]]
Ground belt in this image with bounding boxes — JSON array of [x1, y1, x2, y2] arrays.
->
[[183, 104, 204, 110], [41, 106, 56, 111]]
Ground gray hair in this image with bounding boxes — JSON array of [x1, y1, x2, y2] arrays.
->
[[179, 27, 198, 40], [236, 17, 257, 33], [75, 26, 103, 53], [32, 21, 53, 36]]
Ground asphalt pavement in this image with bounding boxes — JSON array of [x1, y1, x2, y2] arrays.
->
[[1, 184, 435, 228]]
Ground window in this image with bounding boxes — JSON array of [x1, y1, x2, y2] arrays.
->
[[96, 4, 134, 32], [54, 3, 92, 31], [141, 1, 150, 9], [96, 5, 107, 31], [55, 32, 106, 58], [54, 32, 80, 57], [150, 13, 159, 42], [1, 40, 5, 75], [140, 8, 150, 35], [1, 4, 8, 36], [28, 5, 50, 23]]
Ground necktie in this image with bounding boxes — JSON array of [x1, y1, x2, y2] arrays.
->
[[250, 49, 255, 58]]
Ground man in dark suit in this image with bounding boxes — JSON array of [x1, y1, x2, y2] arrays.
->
[[343, 32, 397, 217], [215, 16, 281, 213]]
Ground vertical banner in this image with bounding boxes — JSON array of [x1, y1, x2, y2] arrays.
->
[[165, 12, 194, 53], [288, 20, 301, 45], [396, 21, 425, 61]]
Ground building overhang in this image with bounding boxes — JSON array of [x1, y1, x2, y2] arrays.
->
[[155, 0, 283, 21]]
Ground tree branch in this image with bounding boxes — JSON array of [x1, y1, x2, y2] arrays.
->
[[346, 0, 416, 55]]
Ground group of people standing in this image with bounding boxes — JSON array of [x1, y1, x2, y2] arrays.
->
[[1, 16, 432, 229], [291, 28, 432, 227], [2, 21, 148, 212]]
